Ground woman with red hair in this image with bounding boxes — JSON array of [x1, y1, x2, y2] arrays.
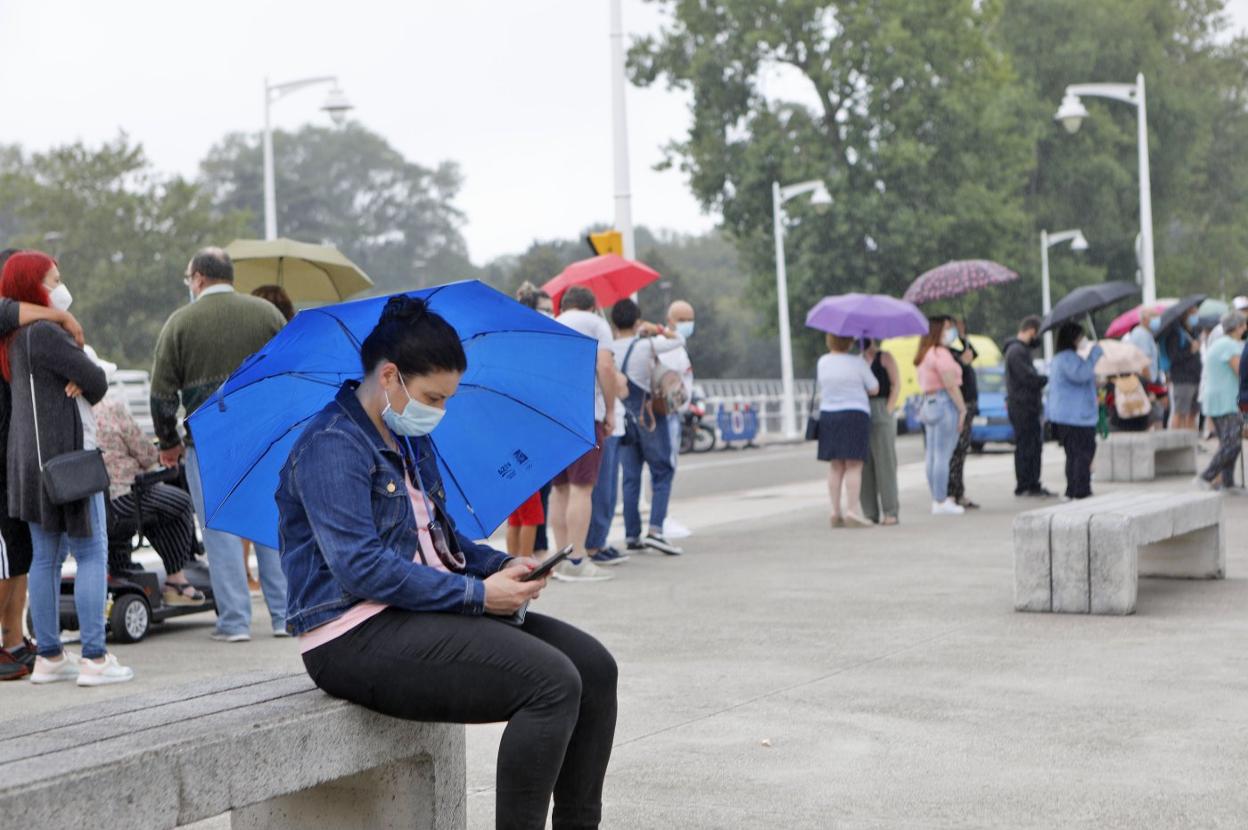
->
[[2, 251, 134, 686]]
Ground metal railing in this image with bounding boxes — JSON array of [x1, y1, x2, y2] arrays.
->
[[698, 379, 817, 440]]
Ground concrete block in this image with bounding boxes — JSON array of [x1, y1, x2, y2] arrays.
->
[[1139, 525, 1225, 580], [1154, 447, 1197, 476], [1088, 515, 1139, 615], [1012, 510, 1053, 612], [1129, 439, 1155, 481], [1049, 511, 1092, 613]]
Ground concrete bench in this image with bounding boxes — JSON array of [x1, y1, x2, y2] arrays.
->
[[0, 672, 465, 830], [1093, 429, 1198, 481], [1014, 491, 1224, 615]]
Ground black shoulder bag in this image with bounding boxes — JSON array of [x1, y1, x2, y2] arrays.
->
[[27, 327, 110, 505], [804, 376, 821, 441]]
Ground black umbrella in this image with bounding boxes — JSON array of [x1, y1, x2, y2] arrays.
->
[[1041, 281, 1140, 333], [1154, 293, 1206, 340]]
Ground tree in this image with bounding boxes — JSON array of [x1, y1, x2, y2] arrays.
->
[[630, 0, 1039, 367], [0, 136, 249, 366], [199, 123, 477, 293], [998, 0, 1248, 302]]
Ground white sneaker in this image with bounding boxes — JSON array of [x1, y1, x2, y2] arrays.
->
[[210, 631, 251, 643], [552, 558, 614, 583], [76, 653, 135, 687], [1192, 476, 1214, 491], [662, 518, 692, 539], [931, 499, 965, 516], [30, 651, 80, 684]]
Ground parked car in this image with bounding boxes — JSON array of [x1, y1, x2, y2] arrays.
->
[[902, 365, 1016, 451]]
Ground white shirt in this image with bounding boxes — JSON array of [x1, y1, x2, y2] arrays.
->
[[817, 353, 879, 414], [557, 309, 615, 421], [659, 346, 694, 413], [612, 332, 687, 393]]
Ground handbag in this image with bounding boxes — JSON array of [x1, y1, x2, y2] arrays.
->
[[804, 378, 820, 441], [26, 327, 109, 506]]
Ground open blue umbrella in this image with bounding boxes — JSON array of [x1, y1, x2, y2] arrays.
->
[[805, 293, 928, 339], [187, 280, 598, 548]]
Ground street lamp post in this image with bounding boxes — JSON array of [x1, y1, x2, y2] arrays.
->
[[1054, 72, 1154, 304], [1040, 228, 1089, 363], [608, 0, 635, 260], [772, 179, 832, 439], [263, 76, 354, 240]]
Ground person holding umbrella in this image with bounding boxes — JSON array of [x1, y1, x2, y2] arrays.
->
[[278, 296, 618, 829], [1046, 322, 1104, 500], [916, 317, 968, 515], [815, 333, 878, 527]]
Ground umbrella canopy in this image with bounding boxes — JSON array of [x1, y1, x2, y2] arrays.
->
[[1094, 339, 1150, 377], [1197, 297, 1229, 322], [903, 259, 1018, 305], [187, 281, 598, 548], [542, 254, 660, 312], [1154, 293, 1207, 339], [1104, 302, 1170, 338], [1041, 281, 1139, 333], [804, 293, 928, 339], [225, 238, 373, 304]]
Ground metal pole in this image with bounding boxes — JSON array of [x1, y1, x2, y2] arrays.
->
[[1040, 230, 1054, 363], [262, 78, 278, 240], [773, 181, 798, 439], [609, 0, 635, 260], [1136, 73, 1156, 305]]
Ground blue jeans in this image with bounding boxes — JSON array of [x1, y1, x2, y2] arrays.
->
[[922, 392, 960, 502], [186, 447, 287, 635], [620, 412, 674, 540], [668, 413, 682, 470], [586, 435, 621, 551], [28, 492, 108, 659]]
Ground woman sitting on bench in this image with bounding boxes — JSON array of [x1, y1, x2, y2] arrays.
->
[[278, 296, 617, 830], [94, 381, 204, 606]]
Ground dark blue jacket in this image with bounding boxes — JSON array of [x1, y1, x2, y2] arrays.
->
[[276, 381, 511, 636]]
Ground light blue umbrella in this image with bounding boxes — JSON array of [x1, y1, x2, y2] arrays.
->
[[187, 280, 598, 547]]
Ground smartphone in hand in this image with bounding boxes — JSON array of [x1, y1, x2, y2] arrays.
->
[[523, 545, 575, 582]]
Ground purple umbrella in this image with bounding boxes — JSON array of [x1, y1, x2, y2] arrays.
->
[[903, 259, 1018, 305], [805, 293, 928, 339]]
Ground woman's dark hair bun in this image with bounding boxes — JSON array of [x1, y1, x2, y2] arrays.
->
[[380, 295, 430, 325], [361, 294, 467, 377]]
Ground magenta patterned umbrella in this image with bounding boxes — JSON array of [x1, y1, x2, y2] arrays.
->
[[903, 259, 1019, 305], [805, 293, 928, 339]]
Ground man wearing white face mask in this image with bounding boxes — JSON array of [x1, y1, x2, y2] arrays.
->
[[150, 247, 288, 642], [657, 301, 696, 539]]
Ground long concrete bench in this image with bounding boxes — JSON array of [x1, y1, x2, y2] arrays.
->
[[0, 672, 465, 829], [1014, 491, 1224, 615], [1093, 429, 1198, 481]]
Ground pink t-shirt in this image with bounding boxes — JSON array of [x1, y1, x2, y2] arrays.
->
[[299, 473, 447, 653], [917, 346, 962, 394]]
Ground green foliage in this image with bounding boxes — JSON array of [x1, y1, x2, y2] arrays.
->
[[0, 136, 249, 367], [199, 123, 477, 294]]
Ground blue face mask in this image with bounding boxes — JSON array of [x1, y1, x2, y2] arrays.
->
[[381, 373, 446, 437], [676, 321, 695, 339], [1148, 318, 1160, 334], [1186, 313, 1199, 328]]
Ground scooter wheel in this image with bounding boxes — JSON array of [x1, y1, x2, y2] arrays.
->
[[109, 594, 151, 644]]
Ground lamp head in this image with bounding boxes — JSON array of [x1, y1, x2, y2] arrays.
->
[[321, 86, 353, 126], [809, 181, 832, 208], [1070, 231, 1089, 251], [1055, 93, 1088, 134]]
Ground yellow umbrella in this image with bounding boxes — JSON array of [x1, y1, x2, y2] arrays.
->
[[225, 238, 373, 304]]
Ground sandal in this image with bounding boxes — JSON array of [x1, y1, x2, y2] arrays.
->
[[829, 515, 844, 529], [881, 516, 899, 526], [164, 581, 206, 606]]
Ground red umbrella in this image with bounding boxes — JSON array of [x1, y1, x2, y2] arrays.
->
[[542, 254, 660, 311]]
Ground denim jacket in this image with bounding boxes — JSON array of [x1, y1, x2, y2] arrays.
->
[[277, 381, 512, 635], [1046, 346, 1104, 428]]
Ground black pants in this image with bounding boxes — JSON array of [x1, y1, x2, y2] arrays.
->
[[534, 481, 553, 553], [110, 482, 196, 576], [1008, 405, 1044, 494], [303, 609, 617, 830], [1052, 423, 1096, 499], [1201, 412, 1243, 487], [948, 403, 976, 501]]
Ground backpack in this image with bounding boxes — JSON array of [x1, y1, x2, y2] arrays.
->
[[1112, 374, 1150, 420], [649, 346, 688, 417]]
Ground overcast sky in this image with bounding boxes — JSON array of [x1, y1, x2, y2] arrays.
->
[[2, 1, 1246, 265]]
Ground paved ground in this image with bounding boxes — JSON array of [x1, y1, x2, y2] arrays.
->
[[7, 436, 1247, 828]]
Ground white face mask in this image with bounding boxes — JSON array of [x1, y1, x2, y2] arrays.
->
[[49, 284, 73, 312], [942, 327, 958, 346]]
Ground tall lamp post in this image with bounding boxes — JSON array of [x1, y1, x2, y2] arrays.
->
[[608, 0, 636, 259], [1054, 73, 1154, 304], [772, 179, 831, 439], [1040, 228, 1089, 362], [263, 76, 353, 240]]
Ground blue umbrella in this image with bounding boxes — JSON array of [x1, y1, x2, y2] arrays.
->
[[187, 280, 598, 548]]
